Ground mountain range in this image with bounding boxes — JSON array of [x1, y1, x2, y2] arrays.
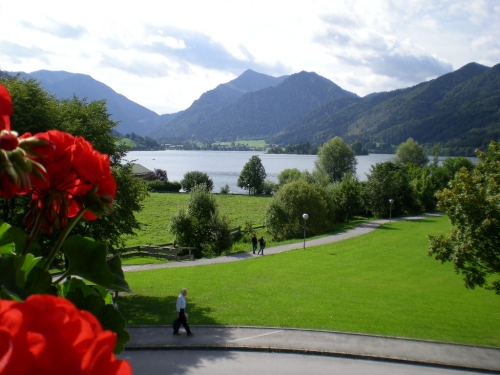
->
[[6, 62, 500, 155]]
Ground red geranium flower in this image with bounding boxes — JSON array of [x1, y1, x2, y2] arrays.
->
[[0, 295, 132, 375], [26, 130, 116, 233], [0, 84, 13, 131]]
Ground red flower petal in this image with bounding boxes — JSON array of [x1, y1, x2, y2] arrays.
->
[[0, 84, 13, 131]]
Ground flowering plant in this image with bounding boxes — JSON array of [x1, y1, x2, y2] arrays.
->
[[0, 84, 132, 374]]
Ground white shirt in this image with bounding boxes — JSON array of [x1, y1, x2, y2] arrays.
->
[[176, 293, 186, 312]]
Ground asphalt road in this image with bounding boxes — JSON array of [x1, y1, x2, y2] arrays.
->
[[118, 350, 488, 375]]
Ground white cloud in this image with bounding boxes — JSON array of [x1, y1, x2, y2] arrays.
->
[[0, 0, 497, 113]]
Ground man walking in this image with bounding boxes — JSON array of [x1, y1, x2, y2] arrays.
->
[[251, 233, 258, 254], [258, 236, 266, 255], [174, 288, 194, 336]]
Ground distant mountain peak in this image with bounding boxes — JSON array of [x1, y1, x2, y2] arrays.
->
[[224, 69, 288, 93]]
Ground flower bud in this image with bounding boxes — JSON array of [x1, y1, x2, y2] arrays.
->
[[0, 131, 19, 151]]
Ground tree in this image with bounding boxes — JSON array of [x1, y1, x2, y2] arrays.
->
[[169, 184, 231, 257], [237, 155, 266, 194], [181, 171, 213, 192], [314, 137, 356, 183], [393, 137, 428, 167], [362, 162, 417, 218], [265, 180, 333, 240], [329, 171, 362, 223], [277, 168, 315, 189], [428, 141, 500, 295]]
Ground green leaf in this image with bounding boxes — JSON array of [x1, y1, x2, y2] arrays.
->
[[0, 221, 15, 255], [0, 254, 55, 299], [60, 278, 112, 304], [0, 220, 41, 256], [63, 235, 131, 292], [0, 286, 21, 301], [106, 255, 131, 293], [65, 283, 130, 354]]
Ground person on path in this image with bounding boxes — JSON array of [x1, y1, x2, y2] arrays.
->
[[251, 233, 258, 254], [258, 236, 266, 255], [174, 288, 194, 336]]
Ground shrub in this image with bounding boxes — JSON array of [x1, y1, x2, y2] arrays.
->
[[181, 171, 214, 192], [146, 180, 181, 192], [169, 184, 232, 257], [219, 184, 231, 194], [265, 180, 333, 240]]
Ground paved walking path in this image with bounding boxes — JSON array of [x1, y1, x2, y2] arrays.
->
[[123, 213, 500, 372], [122, 213, 443, 273], [125, 326, 500, 373]]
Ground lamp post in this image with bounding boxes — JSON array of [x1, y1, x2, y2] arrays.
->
[[302, 213, 309, 249], [247, 184, 250, 195], [388, 199, 394, 222]]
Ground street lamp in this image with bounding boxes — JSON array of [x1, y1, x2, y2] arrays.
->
[[302, 213, 309, 249], [247, 184, 250, 195], [388, 199, 394, 222]]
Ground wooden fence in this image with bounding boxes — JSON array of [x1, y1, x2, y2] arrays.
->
[[119, 244, 196, 261]]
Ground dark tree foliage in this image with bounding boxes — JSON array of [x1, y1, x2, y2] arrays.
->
[[362, 162, 418, 218], [328, 172, 362, 223]]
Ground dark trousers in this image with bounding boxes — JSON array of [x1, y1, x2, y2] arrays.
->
[[175, 308, 191, 334]]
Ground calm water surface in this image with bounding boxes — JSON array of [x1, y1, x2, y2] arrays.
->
[[124, 150, 394, 193]]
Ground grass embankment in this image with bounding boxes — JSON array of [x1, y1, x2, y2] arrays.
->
[[119, 216, 500, 347]]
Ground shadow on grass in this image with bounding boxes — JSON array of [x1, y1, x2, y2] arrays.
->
[[118, 295, 237, 374], [118, 295, 220, 326]]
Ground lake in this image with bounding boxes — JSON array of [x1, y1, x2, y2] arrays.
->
[[124, 150, 395, 193]]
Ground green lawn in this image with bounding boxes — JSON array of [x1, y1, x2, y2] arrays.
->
[[118, 216, 500, 347], [123, 193, 272, 247]]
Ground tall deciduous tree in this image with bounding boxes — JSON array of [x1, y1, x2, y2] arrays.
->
[[393, 137, 428, 167], [237, 155, 267, 194], [428, 141, 500, 295], [314, 137, 356, 183]]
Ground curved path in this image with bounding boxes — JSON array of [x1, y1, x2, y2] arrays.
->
[[122, 213, 500, 373], [122, 213, 443, 273], [123, 326, 500, 373]]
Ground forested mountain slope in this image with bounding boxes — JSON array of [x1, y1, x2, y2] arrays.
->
[[151, 71, 358, 140], [272, 63, 499, 155]]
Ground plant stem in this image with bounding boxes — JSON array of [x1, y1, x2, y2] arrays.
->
[[54, 271, 69, 284], [43, 208, 87, 272], [23, 209, 43, 256]]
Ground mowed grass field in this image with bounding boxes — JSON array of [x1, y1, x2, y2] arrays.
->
[[119, 215, 500, 347], [123, 193, 272, 248]]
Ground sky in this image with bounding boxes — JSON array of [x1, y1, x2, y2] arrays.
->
[[0, 0, 498, 115]]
